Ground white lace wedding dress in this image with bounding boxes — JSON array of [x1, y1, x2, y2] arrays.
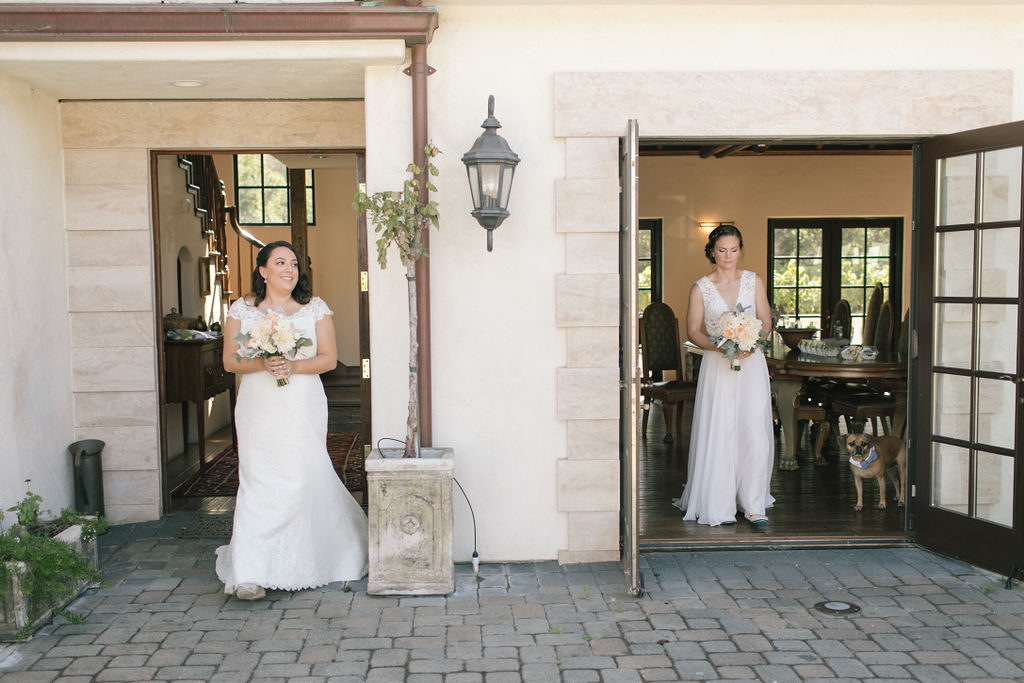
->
[[215, 296, 368, 593], [672, 270, 775, 526]]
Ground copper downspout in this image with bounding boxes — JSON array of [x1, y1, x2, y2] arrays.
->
[[410, 41, 432, 447]]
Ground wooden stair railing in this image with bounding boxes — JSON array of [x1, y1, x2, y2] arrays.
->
[[224, 204, 265, 299]]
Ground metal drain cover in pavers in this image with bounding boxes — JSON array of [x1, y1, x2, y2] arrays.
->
[[178, 514, 233, 538], [813, 599, 861, 616]]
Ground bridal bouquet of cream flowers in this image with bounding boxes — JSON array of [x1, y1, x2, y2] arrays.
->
[[234, 308, 312, 386], [711, 303, 766, 371]]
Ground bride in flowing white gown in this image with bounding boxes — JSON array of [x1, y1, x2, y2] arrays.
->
[[672, 225, 775, 527], [216, 241, 368, 600]]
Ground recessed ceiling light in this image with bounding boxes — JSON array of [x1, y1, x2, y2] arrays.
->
[[172, 80, 204, 88], [311, 155, 330, 159]]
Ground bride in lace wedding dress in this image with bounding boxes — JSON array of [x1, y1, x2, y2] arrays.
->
[[672, 225, 775, 527], [216, 241, 368, 600]]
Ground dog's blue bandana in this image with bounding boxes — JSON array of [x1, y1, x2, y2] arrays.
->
[[849, 446, 879, 469]]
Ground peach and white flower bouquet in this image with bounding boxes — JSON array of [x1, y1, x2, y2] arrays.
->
[[234, 308, 312, 386], [711, 303, 767, 371]]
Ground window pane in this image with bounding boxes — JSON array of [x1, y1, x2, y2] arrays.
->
[[263, 156, 288, 186], [238, 188, 262, 224], [975, 451, 1014, 527], [932, 442, 969, 515], [934, 303, 972, 370], [774, 228, 798, 258], [237, 154, 262, 186], [866, 228, 891, 257], [306, 188, 315, 223], [798, 289, 820, 317], [638, 262, 652, 289], [932, 372, 971, 441], [939, 154, 977, 226], [263, 188, 288, 223], [865, 259, 890, 285], [774, 258, 796, 287], [799, 228, 822, 256], [980, 227, 1019, 298], [982, 147, 1022, 223], [975, 377, 1015, 450], [773, 289, 796, 317], [841, 228, 864, 257], [639, 290, 651, 313], [842, 286, 865, 315], [935, 230, 974, 297], [841, 258, 864, 286], [800, 258, 822, 286], [978, 304, 1017, 373], [638, 231, 652, 259]]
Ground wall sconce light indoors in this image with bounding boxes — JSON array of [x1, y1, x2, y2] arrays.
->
[[461, 95, 520, 251], [698, 220, 734, 233]]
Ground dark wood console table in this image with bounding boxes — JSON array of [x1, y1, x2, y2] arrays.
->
[[165, 337, 237, 473]]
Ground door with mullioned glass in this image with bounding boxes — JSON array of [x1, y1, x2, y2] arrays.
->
[[917, 121, 1024, 576]]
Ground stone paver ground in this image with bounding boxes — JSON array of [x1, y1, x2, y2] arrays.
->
[[2, 514, 1024, 681]]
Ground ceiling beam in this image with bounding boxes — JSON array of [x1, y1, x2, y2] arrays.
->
[[0, 3, 439, 45]]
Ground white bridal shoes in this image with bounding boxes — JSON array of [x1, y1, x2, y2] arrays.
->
[[235, 583, 266, 601]]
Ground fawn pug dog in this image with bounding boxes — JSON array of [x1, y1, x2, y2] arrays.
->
[[846, 434, 906, 511]]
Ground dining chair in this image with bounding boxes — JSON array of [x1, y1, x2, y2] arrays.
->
[[831, 299, 898, 435], [873, 299, 895, 351], [828, 298, 852, 340], [862, 283, 884, 346], [639, 302, 697, 443]]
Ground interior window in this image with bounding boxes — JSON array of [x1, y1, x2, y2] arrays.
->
[[234, 154, 315, 226], [638, 218, 662, 312], [769, 217, 903, 344]]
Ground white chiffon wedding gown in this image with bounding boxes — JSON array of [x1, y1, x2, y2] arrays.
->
[[216, 297, 368, 593], [672, 270, 775, 526]]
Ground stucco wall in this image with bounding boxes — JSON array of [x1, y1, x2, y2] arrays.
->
[[0, 74, 74, 515]]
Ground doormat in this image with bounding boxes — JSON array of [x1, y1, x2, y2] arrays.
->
[[178, 513, 233, 538], [172, 432, 364, 498]]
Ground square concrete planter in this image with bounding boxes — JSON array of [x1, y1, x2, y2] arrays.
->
[[366, 447, 455, 595], [0, 523, 100, 642]]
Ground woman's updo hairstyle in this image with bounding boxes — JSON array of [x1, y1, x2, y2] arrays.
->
[[251, 240, 313, 306], [704, 224, 744, 264]]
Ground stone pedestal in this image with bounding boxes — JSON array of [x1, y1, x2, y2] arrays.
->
[[366, 447, 455, 595]]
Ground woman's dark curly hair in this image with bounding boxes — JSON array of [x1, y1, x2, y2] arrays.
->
[[251, 240, 313, 305], [704, 224, 744, 264]]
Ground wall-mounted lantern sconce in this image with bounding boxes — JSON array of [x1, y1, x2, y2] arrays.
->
[[698, 220, 734, 234], [462, 95, 520, 251]]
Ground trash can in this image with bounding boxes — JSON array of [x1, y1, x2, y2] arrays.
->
[[68, 439, 105, 517]]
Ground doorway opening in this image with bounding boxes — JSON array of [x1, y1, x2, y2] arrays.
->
[[152, 150, 370, 514], [634, 138, 916, 549]]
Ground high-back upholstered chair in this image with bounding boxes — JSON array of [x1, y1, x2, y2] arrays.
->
[[863, 283, 884, 346], [828, 298, 852, 340], [639, 302, 697, 443]]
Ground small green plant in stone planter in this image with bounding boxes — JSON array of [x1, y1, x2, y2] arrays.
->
[[352, 144, 440, 458], [0, 483, 107, 641]]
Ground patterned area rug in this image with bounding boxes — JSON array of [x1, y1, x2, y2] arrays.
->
[[172, 432, 364, 498]]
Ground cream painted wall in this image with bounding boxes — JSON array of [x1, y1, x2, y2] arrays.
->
[[0, 74, 74, 515], [640, 154, 914, 332]]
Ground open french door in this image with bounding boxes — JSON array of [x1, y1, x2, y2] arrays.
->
[[916, 121, 1024, 576], [620, 119, 642, 595]]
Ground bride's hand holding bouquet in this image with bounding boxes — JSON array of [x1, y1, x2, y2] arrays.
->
[[234, 308, 313, 386], [711, 303, 767, 371]]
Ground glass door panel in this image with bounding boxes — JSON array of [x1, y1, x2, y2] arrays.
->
[[976, 452, 1014, 526], [939, 153, 977, 225], [980, 227, 1020, 298], [933, 303, 972, 369], [977, 304, 1017, 372], [935, 230, 974, 297], [982, 148, 1022, 223], [932, 373, 971, 440], [932, 442, 970, 514], [975, 378, 1016, 449]]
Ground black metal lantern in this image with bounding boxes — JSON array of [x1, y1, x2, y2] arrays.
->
[[462, 95, 520, 251]]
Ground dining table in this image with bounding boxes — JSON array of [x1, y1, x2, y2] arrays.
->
[[765, 342, 908, 470]]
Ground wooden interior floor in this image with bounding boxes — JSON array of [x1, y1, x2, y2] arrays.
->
[[639, 402, 910, 549]]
